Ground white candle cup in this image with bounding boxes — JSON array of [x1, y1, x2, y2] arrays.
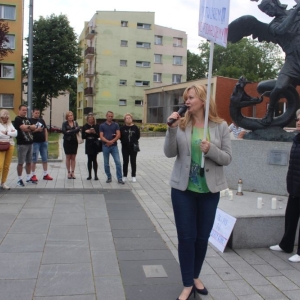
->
[[257, 197, 262, 209], [271, 197, 277, 209], [228, 191, 233, 200]]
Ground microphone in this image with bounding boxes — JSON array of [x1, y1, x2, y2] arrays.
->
[[167, 105, 188, 126]]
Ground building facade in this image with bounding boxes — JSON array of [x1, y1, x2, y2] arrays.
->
[[0, 0, 23, 118], [77, 11, 187, 125]]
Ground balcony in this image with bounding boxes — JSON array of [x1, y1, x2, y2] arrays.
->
[[84, 87, 94, 96], [84, 68, 95, 78], [85, 28, 96, 40], [85, 47, 95, 59]]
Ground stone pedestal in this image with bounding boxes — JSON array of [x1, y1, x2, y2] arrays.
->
[[224, 139, 292, 196]]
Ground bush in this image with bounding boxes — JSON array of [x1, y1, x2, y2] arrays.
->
[[153, 124, 167, 132]]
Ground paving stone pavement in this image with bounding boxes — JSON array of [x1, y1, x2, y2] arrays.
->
[[0, 137, 299, 299]]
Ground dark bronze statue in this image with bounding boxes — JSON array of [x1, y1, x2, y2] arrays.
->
[[228, 0, 300, 129]]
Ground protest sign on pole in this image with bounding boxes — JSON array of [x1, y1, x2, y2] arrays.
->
[[198, 0, 230, 47], [209, 208, 236, 252], [198, 0, 230, 175]]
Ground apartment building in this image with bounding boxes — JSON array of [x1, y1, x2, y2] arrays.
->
[[0, 0, 23, 118], [77, 11, 187, 124]]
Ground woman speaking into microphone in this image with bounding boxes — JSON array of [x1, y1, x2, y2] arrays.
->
[[164, 84, 232, 300]]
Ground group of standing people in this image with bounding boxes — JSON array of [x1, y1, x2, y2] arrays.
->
[[61, 110, 140, 184], [0, 105, 53, 190]]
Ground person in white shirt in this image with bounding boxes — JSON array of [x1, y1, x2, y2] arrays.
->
[[229, 122, 246, 139], [0, 109, 18, 190]]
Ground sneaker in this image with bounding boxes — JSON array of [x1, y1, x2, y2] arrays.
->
[[31, 175, 38, 182], [106, 178, 112, 183], [270, 245, 283, 251], [132, 177, 136, 182], [26, 178, 37, 184], [43, 174, 53, 180], [118, 179, 125, 184], [289, 254, 300, 263], [17, 179, 25, 187], [1, 183, 10, 190], [123, 177, 127, 182]]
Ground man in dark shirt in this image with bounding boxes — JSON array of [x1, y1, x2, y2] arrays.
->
[[14, 105, 37, 186], [29, 108, 53, 182], [99, 111, 124, 184]]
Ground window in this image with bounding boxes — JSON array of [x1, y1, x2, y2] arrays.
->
[[135, 100, 143, 106], [173, 37, 183, 47], [137, 23, 151, 29], [154, 54, 162, 64], [153, 73, 162, 82], [119, 99, 127, 106], [121, 40, 128, 47], [0, 64, 14, 78], [172, 74, 182, 84], [155, 35, 162, 45], [173, 56, 182, 65], [136, 42, 150, 49], [3, 35, 15, 49], [136, 61, 150, 67], [121, 21, 128, 27], [119, 79, 127, 86], [0, 5, 16, 20], [120, 60, 127, 66], [135, 81, 150, 86], [0, 94, 13, 108]]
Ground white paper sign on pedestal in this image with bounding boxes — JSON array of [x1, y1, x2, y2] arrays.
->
[[209, 208, 236, 252], [198, 0, 230, 47]]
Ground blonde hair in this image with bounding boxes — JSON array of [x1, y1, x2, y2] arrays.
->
[[86, 114, 96, 125], [65, 111, 74, 120], [124, 113, 133, 121], [179, 84, 223, 130], [0, 109, 11, 125]]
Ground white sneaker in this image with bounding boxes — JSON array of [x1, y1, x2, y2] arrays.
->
[[1, 183, 10, 190], [123, 177, 127, 182], [132, 177, 136, 182], [289, 254, 300, 263], [270, 245, 283, 251]]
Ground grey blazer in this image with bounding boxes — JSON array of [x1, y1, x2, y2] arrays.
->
[[164, 120, 232, 193]]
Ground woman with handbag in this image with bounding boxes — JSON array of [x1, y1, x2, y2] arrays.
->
[[62, 111, 80, 179], [82, 114, 100, 180], [0, 109, 17, 190], [120, 113, 140, 182]]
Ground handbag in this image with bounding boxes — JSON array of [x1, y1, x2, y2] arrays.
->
[[76, 131, 84, 144], [94, 139, 103, 153], [0, 141, 10, 151], [133, 142, 140, 152]]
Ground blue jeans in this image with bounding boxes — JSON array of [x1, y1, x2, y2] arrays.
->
[[32, 142, 48, 162], [102, 145, 122, 180], [171, 188, 220, 287]]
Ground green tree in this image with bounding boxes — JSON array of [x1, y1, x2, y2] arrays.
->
[[187, 49, 208, 81], [68, 76, 77, 119], [0, 21, 13, 60], [189, 38, 284, 82], [24, 14, 82, 113]]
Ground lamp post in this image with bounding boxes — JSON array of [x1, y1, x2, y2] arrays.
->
[[49, 59, 54, 134]]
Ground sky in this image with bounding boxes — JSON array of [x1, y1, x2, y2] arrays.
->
[[23, 0, 298, 54]]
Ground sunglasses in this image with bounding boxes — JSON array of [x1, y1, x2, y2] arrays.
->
[[296, 118, 300, 122]]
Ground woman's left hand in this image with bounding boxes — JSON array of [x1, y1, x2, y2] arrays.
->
[[200, 140, 210, 154]]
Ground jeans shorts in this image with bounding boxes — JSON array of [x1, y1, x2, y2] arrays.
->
[[32, 142, 48, 163], [17, 144, 33, 164]]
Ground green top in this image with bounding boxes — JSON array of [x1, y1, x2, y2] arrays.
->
[[187, 127, 210, 193]]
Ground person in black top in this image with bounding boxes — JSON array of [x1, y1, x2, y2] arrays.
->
[[29, 108, 53, 182], [82, 114, 100, 180], [120, 113, 140, 182], [61, 111, 80, 179], [14, 105, 37, 187]]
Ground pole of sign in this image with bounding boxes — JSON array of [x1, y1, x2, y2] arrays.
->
[[200, 40, 214, 177], [27, 0, 34, 118]]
